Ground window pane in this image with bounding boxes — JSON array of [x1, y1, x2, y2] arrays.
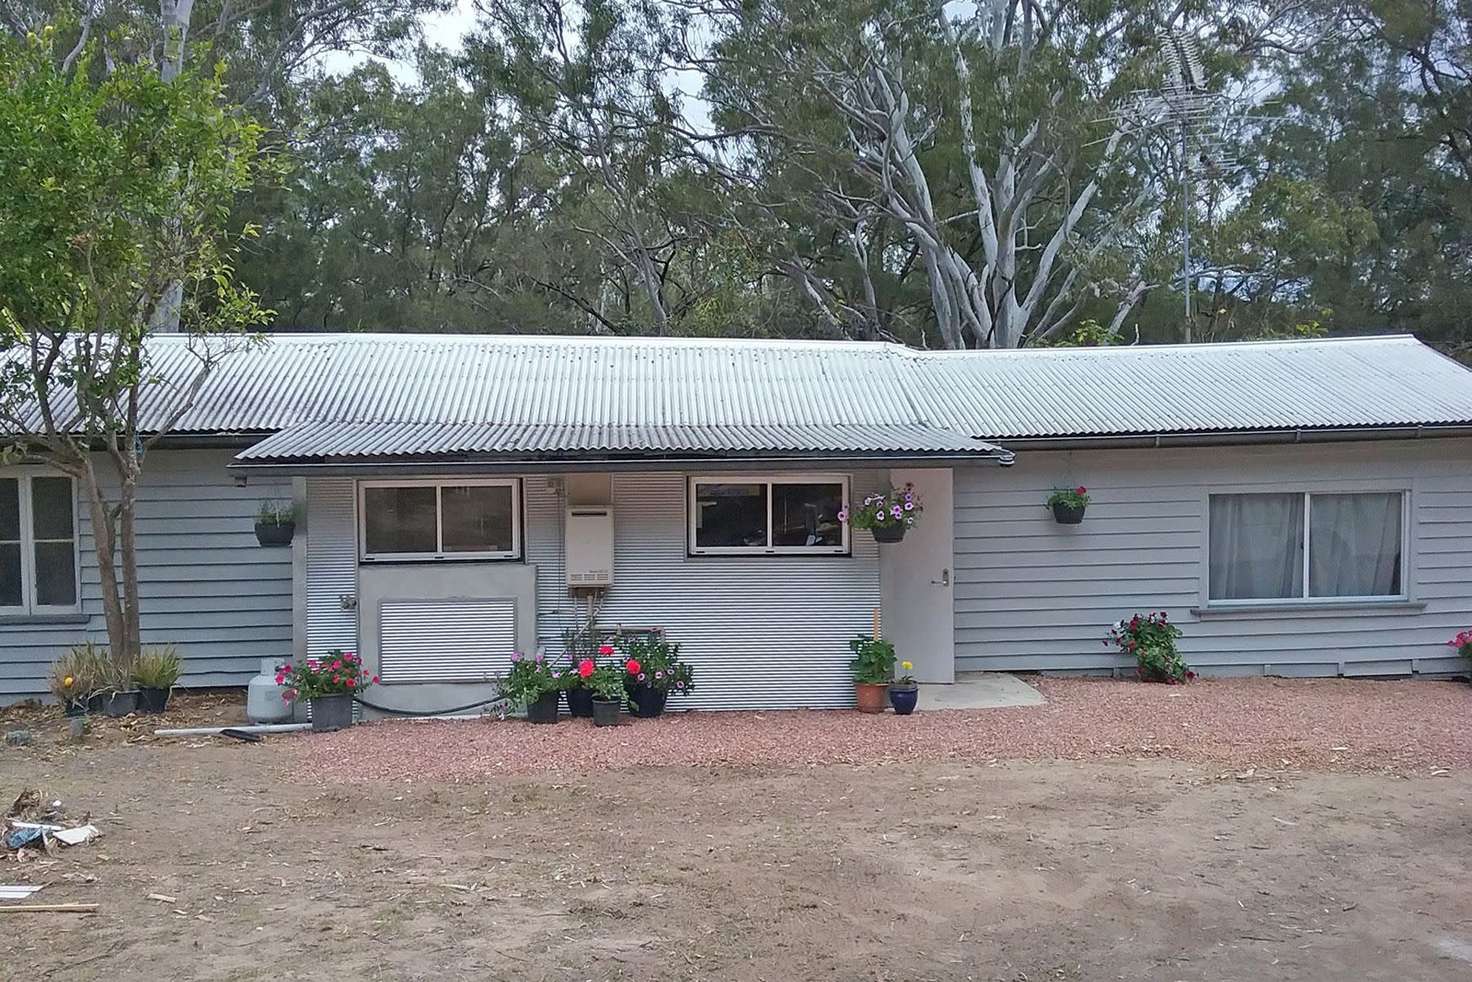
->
[[0, 542, 19, 606], [441, 485, 514, 553], [0, 479, 18, 542], [363, 486, 437, 555], [772, 483, 845, 547], [1209, 493, 1304, 600], [31, 477, 74, 539], [1309, 493, 1402, 597], [34, 540, 76, 606], [694, 483, 768, 548]]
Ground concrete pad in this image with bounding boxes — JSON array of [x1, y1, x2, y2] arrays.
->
[[917, 672, 1045, 710]]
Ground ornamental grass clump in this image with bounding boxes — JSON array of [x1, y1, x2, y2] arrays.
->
[[1106, 611, 1193, 684]]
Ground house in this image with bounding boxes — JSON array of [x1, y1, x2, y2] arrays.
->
[[3, 332, 1472, 710]]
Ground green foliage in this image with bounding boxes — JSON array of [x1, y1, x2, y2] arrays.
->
[[615, 632, 694, 695], [1106, 612, 1190, 684], [848, 635, 896, 685], [256, 500, 298, 525], [586, 663, 626, 702], [277, 648, 372, 700], [132, 644, 183, 689], [1046, 487, 1090, 510], [498, 651, 559, 708]]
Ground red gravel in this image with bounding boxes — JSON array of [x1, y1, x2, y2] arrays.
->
[[294, 677, 1472, 782]]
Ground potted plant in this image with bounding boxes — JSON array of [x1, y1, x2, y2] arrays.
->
[[278, 648, 376, 731], [841, 485, 922, 543], [49, 648, 98, 718], [98, 654, 139, 718], [1446, 630, 1472, 679], [617, 633, 695, 718], [586, 662, 625, 727], [561, 617, 608, 718], [848, 634, 896, 713], [133, 645, 183, 713], [888, 659, 919, 716], [501, 651, 560, 724], [254, 500, 298, 547], [1105, 611, 1194, 684], [1047, 486, 1090, 524]]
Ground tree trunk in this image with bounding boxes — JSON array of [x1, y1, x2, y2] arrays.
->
[[80, 468, 127, 662], [150, 0, 197, 334], [118, 470, 142, 669]]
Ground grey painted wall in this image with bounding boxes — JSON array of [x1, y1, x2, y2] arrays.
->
[[952, 438, 1472, 677], [0, 450, 292, 701]]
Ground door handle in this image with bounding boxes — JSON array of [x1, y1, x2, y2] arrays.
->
[[930, 568, 950, 587]]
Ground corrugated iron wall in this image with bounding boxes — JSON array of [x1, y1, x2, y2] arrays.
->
[[309, 471, 884, 710], [305, 478, 358, 661], [556, 472, 884, 710]]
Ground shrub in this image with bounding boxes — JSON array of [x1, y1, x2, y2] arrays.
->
[[841, 485, 922, 532], [277, 649, 376, 702], [497, 651, 558, 709], [615, 633, 694, 696], [848, 635, 897, 684], [1106, 611, 1193, 683], [132, 644, 182, 689]]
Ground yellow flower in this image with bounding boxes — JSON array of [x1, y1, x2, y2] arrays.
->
[[62, 675, 74, 688], [901, 661, 912, 671]]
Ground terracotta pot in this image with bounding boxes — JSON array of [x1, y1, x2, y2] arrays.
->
[[854, 682, 890, 714]]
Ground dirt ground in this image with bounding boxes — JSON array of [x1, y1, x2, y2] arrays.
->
[[3, 727, 1470, 981]]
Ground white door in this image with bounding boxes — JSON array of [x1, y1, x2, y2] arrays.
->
[[878, 468, 955, 683]]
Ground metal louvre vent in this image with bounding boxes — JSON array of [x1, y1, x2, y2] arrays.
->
[[379, 598, 516, 684]]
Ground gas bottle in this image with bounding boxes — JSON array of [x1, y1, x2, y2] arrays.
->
[[247, 657, 293, 723]]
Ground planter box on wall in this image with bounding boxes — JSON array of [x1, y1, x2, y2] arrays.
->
[[255, 521, 296, 546], [1051, 502, 1086, 525]]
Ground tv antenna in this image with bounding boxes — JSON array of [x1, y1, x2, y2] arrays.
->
[[1109, 29, 1275, 339]]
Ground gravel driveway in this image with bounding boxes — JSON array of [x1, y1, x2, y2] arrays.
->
[[298, 676, 1472, 781]]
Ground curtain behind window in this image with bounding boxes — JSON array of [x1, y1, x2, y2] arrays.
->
[[1309, 493, 1402, 597], [1209, 493, 1305, 600]]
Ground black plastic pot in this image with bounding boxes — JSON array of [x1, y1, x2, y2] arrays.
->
[[526, 691, 560, 724], [565, 687, 594, 718], [254, 520, 296, 547], [310, 693, 353, 732], [86, 692, 106, 714], [888, 684, 919, 716], [136, 686, 171, 714], [1051, 501, 1086, 525], [592, 697, 620, 727], [870, 522, 906, 543], [63, 700, 87, 718], [626, 684, 667, 718], [101, 690, 139, 717]]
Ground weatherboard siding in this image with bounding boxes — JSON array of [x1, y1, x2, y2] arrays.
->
[[0, 450, 292, 701], [952, 439, 1472, 677]]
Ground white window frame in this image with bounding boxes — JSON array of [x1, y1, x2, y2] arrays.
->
[[358, 478, 521, 562], [0, 469, 82, 615], [687, 474, 850, 556], [1205, 489, 1411, 607]]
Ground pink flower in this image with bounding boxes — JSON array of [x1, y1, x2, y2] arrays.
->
[[598, 645, 614, 656], [282, 688, 297, 702], [577, 659, 595, 679]]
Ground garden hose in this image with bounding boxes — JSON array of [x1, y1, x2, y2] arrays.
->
[[350, 693, 508, 717]]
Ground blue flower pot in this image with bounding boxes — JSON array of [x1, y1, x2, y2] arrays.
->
[[888, 684, 919, 715]]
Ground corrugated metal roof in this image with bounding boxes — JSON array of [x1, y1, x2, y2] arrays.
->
[[906, 335, 1472, 439], [237, 420, 1001, 460], [13, 332, 1472, 461]]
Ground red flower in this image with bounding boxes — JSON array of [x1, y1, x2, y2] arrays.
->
[[346, 677, 356, 688], [598, 645, 614, 656], [625, 659, 642, 676], [1075, 486, 1087, 494], [577, 658, 595, 679], [331, 659, 342, 670], [371, 675, 380, 685]]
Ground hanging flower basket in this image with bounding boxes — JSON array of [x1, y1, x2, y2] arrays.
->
[[1047, 487, 1090, 525], [842, 485, 922, 544]]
